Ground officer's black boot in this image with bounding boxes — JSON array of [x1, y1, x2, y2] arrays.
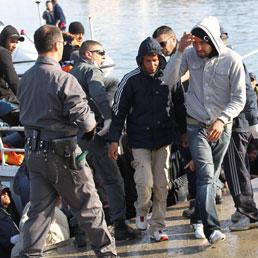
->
[[114, 219, 139, 241], [70, 217, 87, 248]]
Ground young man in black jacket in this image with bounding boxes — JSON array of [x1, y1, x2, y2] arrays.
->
[[0, 25, 24, 125], [108, 37, 186, 242]]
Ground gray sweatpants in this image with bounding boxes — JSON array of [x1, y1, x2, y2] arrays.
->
[[21, 145, 116, 257]]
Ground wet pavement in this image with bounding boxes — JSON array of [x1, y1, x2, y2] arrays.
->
[[44, 179, 258, 258]]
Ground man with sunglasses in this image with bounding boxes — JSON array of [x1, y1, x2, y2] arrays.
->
[[70, 40, 138, 242], [153, 25, 177, 57]]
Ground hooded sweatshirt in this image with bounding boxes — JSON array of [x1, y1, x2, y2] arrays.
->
[[163, 16, 246, 125], [109, 37, 186, 149], [0, 25, 21, 103], [0, 185, 20, 258]]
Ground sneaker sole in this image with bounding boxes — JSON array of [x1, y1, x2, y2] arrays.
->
[[150, 236, 169, 242], [209, 236, 226, 245], [195, 234, 206, 239], [230, 222, 258, 232]]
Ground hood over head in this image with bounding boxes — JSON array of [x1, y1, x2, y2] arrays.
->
[[191, 16, 225, 57], [0, 25, 24, 47], [136, 36, 166, 70]]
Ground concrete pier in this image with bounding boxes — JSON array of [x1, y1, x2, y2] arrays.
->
[[44, 179, 258, 258]]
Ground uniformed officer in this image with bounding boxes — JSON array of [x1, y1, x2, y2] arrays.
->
[[17, 25, 117, 258]]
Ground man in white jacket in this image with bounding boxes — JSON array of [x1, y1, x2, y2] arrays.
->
[[163, 16, 246, 244]]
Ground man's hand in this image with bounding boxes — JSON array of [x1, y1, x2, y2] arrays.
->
[[184, 160, 195, 172], [178, 32, 195, 53], [108, 142, 119, 160], [97, 119, 112, 136], [207, 119, 225, 142], [180, 133, 188, 148], [249, 124, 258, 139]]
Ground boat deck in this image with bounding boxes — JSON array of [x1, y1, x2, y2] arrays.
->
[[44, 179, 258, 258]]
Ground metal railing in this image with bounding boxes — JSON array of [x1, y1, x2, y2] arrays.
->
[[0, 126, 25, 165]]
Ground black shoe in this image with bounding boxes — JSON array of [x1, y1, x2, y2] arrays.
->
[[182, 199, 195, 218], [182, 207, 195, 218], [215, 189, 223, 204], [114, 220, 139, 241], [229, 215, 251, 231], [231, 210, 245, 223], [73, 227, 87, 248]]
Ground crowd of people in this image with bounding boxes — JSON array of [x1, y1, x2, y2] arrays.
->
[[1, 2, 258, 257]]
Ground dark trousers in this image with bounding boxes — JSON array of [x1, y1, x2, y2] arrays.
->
[[21, 145, 116, 257], [223, 131, 258, 221], [80, 134, 126, 223]]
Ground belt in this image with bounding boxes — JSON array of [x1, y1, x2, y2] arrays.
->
[[25, 137, 53, 151], [186, 116, 232, 129], [186, 116, 210, 129], [25, 128, 76, 140]]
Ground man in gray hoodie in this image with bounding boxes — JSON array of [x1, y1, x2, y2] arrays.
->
[[163, 16, 246, 244]]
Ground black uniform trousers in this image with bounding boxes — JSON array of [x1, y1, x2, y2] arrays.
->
[[21, 144, 116, 257], [223, 131, 258, 221]]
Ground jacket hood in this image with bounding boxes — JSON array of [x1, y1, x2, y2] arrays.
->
[[0, 25, 24, 47], [191, 16, 225, 56], [136, 36, 166, 70]]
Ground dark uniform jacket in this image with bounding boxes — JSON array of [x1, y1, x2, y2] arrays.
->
[[70, 58, 111, 120], [17, 56, 95, 139], [233, 65, 258, 132], [108, 37, 186, 149]]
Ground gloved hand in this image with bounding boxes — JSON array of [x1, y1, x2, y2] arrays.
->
[[97, 119, 112, 136], [10, 234, 20, 244], [249, 124, 258, 139]]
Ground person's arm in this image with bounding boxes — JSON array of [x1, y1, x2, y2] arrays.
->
[[108, 76, 134, 159], [207, 57, 247, 142], [0, 50, 19, 95], [163, 33, 194, 88], [217, 56, 246, 124], [242, 65, 258, 138], [61, 75, 96, 133], [171, 81, 186, 134], [86, 69, 111, 120], [243, 65, 258, 126]]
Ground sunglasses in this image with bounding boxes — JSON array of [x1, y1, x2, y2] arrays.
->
[[90, 50, 106, 56], [159, 36, 173, 48]]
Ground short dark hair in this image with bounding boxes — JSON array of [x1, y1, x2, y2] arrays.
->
[[152, 25, 175, 39], [34, 25, 62, 54], [79, 40, 101, 57], [69, 22, 85, 35]]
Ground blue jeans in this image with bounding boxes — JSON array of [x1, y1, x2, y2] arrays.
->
[[187, 123, 232, 238]]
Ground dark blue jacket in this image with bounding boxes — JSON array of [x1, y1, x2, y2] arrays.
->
[[233, 65, 258, 132], [53, 3, 66, 25], [0, 185, 19, 258], [109, 37, 186, 149]]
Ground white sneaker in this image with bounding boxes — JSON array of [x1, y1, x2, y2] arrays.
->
[[150, 230, 169, 242], [209, 230, 226, 244], [136, 215, 147, 230], [192, 223, 206, 239]]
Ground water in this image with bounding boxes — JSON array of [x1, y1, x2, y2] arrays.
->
[[1, 0, 258, 80]]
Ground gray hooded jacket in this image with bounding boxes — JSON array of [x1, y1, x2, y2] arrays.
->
[[163, 16, 246, 124]]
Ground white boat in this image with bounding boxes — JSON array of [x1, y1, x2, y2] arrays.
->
[[0, 21, 115, 77]]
